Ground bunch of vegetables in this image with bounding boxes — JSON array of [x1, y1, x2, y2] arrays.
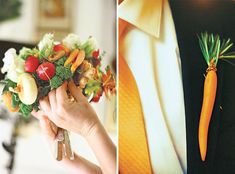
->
[[198, 32, 235, 161], [0, 33, 116, 117]]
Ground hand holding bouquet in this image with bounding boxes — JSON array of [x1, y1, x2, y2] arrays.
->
[[0, 33, 116, 117]]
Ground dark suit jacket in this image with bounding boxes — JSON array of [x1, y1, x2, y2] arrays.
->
[[169, 0, 235, 173]]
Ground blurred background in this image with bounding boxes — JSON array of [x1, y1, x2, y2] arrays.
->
[[0, 0, 116, 174]]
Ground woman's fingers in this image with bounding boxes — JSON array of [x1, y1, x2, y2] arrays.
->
[[39, 116, 57, 141], [39, 96, 54, 122], [68, 80, 86, 102], [48, 90, 57, 112], [40, 97, 51, 111], [31, 109, 58, 137], [31, 109, 44, 120], [56, 82, 69, 104]]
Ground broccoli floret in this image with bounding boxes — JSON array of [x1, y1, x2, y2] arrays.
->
[[56, 65, 73, 80], [54, 56, 67, 66], [50, 76, 63, 89]]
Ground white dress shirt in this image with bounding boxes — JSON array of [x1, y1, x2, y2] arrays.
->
[[119, 0, 187, 173]]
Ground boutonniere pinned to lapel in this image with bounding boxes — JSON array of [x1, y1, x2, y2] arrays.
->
[[198, 32, 235, 161]]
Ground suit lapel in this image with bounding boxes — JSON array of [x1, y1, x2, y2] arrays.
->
[[169, 0, 226, 173]]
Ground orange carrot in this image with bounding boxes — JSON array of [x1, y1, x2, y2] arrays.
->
[[198, 32, 235, 161], [71, 50, 85, 73], [64, 49, 79, 66], [198, 67, 217, 161]]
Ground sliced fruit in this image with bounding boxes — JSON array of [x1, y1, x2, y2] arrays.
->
[[36, 62, 55, 80], [48, 50, 65, 62], [25, 56, 40, 73], [17, 73, 38, 105], [2, 91, 19, 112]]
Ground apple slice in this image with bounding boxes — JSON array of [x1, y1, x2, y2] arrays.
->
[[17, 73, 38, 105]]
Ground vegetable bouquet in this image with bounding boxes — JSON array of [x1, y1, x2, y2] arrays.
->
[[0, 33, 116, 117]]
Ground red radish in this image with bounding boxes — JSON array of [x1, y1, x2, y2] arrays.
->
[[92, 94, 101, 102], [53, 44, 70, 54], [36, 62, 55, 80], [92, 49, 99, 59], [54, 44, 64, 52], [25, 56, 39, 73], [92, 90, 103, 102]]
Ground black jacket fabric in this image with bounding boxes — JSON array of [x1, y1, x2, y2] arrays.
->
[[169, 0, 235, 173]]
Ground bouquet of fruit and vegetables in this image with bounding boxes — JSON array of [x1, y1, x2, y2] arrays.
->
[[0, 33, 116, 117]]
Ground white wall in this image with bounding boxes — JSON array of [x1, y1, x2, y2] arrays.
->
[[72, 0, 116, 66]]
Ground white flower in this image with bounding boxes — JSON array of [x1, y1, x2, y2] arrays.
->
[[62, 33, 81, 49], [1, 48, 16, 74], [1, 48, 25, 83], [38, 33, 54, 51], [86, 36, 98, 50]]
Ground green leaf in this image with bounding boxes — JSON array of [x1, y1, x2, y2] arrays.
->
[[220, 43, 233, 55], [198, 32, 235, 65], [54, 56, 67, 66], [39, 47, 54, 59], [11, 93, 20, 109], [2, 79, 17, 92], [19, 47, 39, 60], [19, 103, 33, 118]]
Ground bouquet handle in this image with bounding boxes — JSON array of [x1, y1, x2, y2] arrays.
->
[[54, 128, 74, 161]]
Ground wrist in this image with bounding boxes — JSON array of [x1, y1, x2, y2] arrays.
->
[[84, 120, 103, 142]]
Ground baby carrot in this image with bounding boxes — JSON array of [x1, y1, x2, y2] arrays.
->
[[198, 32, 235, 161], [198, 67, 217, 161], [71, 50, 85, 73], [64, 49, 79, 66]]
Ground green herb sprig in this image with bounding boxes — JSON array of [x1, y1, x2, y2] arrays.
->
[[198, 32, 235, 66]]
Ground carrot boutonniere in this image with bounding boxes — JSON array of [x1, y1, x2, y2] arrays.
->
[[198, 32, 235, 161]]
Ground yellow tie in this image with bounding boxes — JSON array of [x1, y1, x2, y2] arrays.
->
[[119, 18, 153, 174]]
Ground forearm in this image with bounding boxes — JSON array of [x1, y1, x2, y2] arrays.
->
[[85, 121, 116, 174], [61, 153, 102, 174]]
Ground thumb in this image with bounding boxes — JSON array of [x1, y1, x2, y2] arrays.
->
[[68, 80, 86, 102]]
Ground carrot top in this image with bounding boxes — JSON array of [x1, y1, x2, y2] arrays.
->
[[198, 32, 235, 67]]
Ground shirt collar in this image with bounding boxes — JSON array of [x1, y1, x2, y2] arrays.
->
[[119, 0, 163, 38]]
